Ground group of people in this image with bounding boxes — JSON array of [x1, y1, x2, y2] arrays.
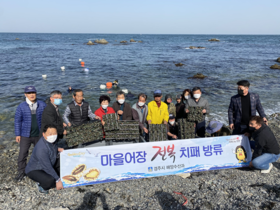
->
[[13, 80, 280, 194]]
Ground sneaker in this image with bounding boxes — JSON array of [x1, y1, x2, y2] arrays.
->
[[261, 163, 273, 174], [15, 172, 26, 182], [36, 183, 49, 194]]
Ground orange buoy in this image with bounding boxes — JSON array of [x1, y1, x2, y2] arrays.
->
[[81, 61, 85, 65], [106, 82, 112, 88], [81, 64, 85, 67]]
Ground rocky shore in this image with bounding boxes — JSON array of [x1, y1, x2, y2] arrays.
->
[[1, 114, 280, 209]]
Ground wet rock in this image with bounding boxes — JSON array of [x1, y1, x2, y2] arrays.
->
[[175, 63, 184, 67], [208, 38, 220, 42], [176, 173, 191, 179], [130, 39, 136, 42], [94, 39, 109, 44], [189, 46, 205, 49], [86, 41, 95, 45], [138, 40, 143, 43], [15, 38, 20, 40], [0, 145, 6, 150], [277, 57, 280, 63], [120, 41, 127, 43], [270, 64, 280, 69], [188, 73, 207, 79]]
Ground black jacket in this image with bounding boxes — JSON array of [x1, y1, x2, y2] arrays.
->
[[112, 102, 133, 120], [252, 124, 280, 159], [175, 102, 186, 120], [40, 103, 64, 137]]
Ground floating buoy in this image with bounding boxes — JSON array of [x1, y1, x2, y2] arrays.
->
[[61, 66, 65, 71], [81, 64, 85, 67], [84, 68, 89, 72], [79, 59, 82, 61], [106, 82, 113, 88], [81, 61, 85, 65], [122, 89, 128, 93], [100, 84, 106, 89], [42, 75, 47, 79]]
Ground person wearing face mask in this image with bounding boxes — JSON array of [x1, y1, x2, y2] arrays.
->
[[63, 89, 100, 127], [182, 89, 192, 104], [228, 80, 267, 135], [25, 124, 64, 194], [248, 116, 280, 173], [164, 94, 176, 117], [112, 91, 133, 120], [175, 94, 186, 120], [41, 90, 66, 141], [94, 95, 115, 122], [14, 86, 47, 182], [132, 93, 149, 140], [147, 90, 169, 125], [167, 114, 178, 140], [185, 87, 209, 137]]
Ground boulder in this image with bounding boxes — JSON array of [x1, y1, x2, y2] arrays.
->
[[138, 40, 143, 43], [189, 73, 207, 79], [276, 57, 280, 63], [270, 64, 280, 69], [86, 41, 95, 45], [189, 46, 197, 49], [130, 39, 136, 42], [175, 63, 184, 67], [197, 46, 206, 49], [120, 41, 127, 43], [94, 39, 109, 44], [208, 38, 220, 42], [15, 38, 20, 40]]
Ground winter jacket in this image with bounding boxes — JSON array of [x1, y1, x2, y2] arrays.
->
[[25, 136, 59, 181], [132, 103, 148, 130], [94, 106, 115, 120], [14, 100, 46, 137], [252, 124, 280, 159], [176, 102, 186, 120], [112, 102, 133, 120], [146, 101, 169, 124]]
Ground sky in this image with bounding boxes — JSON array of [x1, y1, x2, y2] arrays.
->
[[0, 0, 279, 34]]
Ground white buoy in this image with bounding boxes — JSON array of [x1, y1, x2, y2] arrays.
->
[[42, 75, 47, 79], [84, 68, 89, 72], [79, 59, 82, 62], [122, 89, 128, 93], [100, 84, 106, 89], [61, 66, 65, 71]]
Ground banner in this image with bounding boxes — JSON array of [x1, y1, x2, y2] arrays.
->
[[60, 135, 252, 188]]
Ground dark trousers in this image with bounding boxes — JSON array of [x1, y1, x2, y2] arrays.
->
[[233, 124, 249, 135], [196, 121, 206, 138], [18, 136, 40, 173], [27, 158, 60, 190]]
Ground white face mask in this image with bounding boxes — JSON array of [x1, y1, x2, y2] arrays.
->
[[193, 94, 201, 99], [118, 99, 125, 104], [184, 95, 189, 100], [46, 135, 57, 143], [138, 102, 145, 107], [169, 121, 175, 125], [102, 105, 108, 109]]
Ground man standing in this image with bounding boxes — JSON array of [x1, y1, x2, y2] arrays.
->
[[228, 80, 267, 135], [164, 94, 176, 117], [14, 86, 46, 181], [147, 90, 169, 125], [112, 91, 133, 120], [41, 90, 66, 140], [132, 93, 149, 138], [185, 87, 209, 137], [63, 89, 100, 127], [249, 116, 280, 173]]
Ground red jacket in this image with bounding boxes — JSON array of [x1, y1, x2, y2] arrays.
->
[[94, 106, 115, 120]]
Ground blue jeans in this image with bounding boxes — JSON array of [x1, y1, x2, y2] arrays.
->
[[252, 153, 280, 170]]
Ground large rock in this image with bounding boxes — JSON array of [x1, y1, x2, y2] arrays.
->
[[86, 41, 95, 45], [189, 46, 205, 49], [138, 40, 143, 43], [276, 57, 280, 63], [208, 38, 220, 42], [175, 63, 184, 67], [94, 39, 109, 44], [15, 38, 20, 40], [188, 73, 207, 79], [120, 41, 127, 43], [270, 64, 280, 69], [130, 39, 136, 42]]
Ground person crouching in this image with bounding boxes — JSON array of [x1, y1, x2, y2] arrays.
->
[[25, 124, 64, 194], [167, 114, 178, 140]]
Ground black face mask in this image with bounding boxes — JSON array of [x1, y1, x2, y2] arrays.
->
[[249, 126, 256, 132], [238, 89, 244, 96]]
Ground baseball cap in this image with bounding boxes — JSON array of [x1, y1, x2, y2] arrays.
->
[[24, 86, 37, 93], [169, 114, 175, 120], [154, 90, 162, 96], [206, 121, 223, 134]]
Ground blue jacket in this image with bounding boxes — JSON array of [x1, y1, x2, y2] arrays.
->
[[25, 136, 59, 181], [14, 100, 46, 137], [228, 92, 266, 127]]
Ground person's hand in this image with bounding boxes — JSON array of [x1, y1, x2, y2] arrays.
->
[[56, 180, 64, 190], [101, 120, 105, 126], [16, 136, 21, 143], [244, 132, 250, 137], [229, 124, 234, 130], [249, 161, 253, 168], [95, 116, 101, 120], [143, 127, 148, 134], [67, 122, 71, 127], [63, 123, 67, 127], [118, 110, 123, 115], [163, 121, 168, 125], [185, 109, 189, 113], [202, 109, 206, 114], [58, 148, 64, 153], [148, 120, 151, 125], [194, 123, 196, 128], [172, 135, 177, 139], [63, 130, 67, 135], [263, 117, 268, 125]]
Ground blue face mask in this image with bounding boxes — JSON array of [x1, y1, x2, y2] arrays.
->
[[54, 98, 62, 105]]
